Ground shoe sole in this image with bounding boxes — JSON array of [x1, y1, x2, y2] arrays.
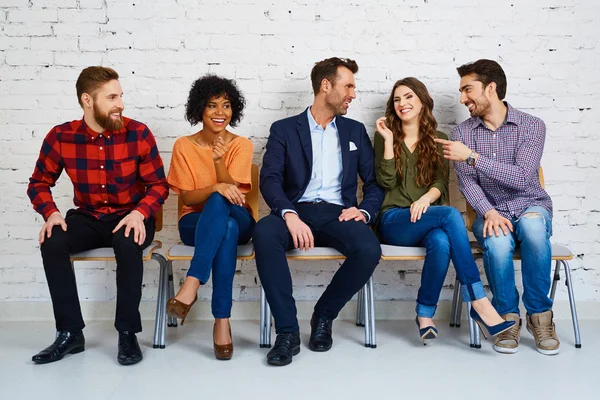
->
[[526, 325, 560, 355], [308, 342, 333, 352], [266, 346, 300, 366], [32, 345, 85, 364], [493, 345, 518, 354], [118, 355, 143, 366]]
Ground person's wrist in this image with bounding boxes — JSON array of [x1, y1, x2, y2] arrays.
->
[[484, 209, 495, 219], [283, 212, 298, 221]]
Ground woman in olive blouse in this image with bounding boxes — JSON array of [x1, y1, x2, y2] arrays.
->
[[375, 78, 513, 344]]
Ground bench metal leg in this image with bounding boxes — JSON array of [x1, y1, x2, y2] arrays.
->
[[159, 260, 170, 348], [550, 260, 561, 301], [562, 260, 582, 348], [356, 286, 364, 326], [368, 276, 376, 348], [167, 260, 178, 327], [152, 254, 167, 349], [363, 279, 371, 347], [455, 288, 463, 328], [450, 278, 459, 327], [259, 287, 272, 348]]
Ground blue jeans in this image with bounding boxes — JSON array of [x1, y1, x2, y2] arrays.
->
[[472, 206, 553, 316], [178, 193, 255, 318], [378, 206, 486, 318]]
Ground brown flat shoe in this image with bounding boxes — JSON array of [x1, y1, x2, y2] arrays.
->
[[213, 323, 233, 361], [166, 294, 197, 325]]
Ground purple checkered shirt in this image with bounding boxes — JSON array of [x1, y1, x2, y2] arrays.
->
[[453, 102, 553, 219]]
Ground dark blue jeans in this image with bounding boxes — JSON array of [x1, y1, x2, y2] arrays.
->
[[378, 206, 485, 318], [178, 193, 255, 319]]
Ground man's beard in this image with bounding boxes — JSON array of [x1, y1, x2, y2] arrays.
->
[[469, 95, 492, 118], [326, 94, 348, 116], [93, 103, 124, 131]]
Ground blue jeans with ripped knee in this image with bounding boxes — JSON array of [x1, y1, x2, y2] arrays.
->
[[472, 205, 553, 316]]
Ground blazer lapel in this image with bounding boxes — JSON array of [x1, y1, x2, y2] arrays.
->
[[297, 108, 313, 167], [336, 117, 350, 183]]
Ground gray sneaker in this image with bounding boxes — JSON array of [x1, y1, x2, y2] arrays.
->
[[526, 310, 560, 355], [493, 313, 521, 354]]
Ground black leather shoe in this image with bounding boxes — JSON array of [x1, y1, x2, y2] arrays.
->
[[117, 331, 143, 366], [32, 331, 85, 364], [309, 313, 333, 352], [266, 332, 301, 366]]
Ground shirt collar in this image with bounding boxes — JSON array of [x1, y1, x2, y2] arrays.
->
[[307, 107, 337, 132], [80, 116, 125, 140], [474, 101, 518, 129]]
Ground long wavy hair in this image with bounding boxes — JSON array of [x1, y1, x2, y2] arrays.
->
[[384, 77, 445, 187]]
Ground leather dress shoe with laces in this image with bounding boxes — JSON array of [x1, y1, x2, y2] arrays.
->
[[309, 313, 333, 352], [32, 331, 85, 364], [266, 332, 301, 366], [117, 331, 143, 366]]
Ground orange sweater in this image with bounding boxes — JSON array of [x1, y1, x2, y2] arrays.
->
[[167, 135, 254, 219]]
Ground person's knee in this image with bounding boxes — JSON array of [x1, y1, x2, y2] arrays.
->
[[206, 192, 228, 207], [252, 216, 282, 244], [354, 235, 381, 265], [425, 230, 450, 256], [482, 233, 514, 259], [112, 228, 142, 251], [40, 225, 69, 255], [223, 217, 239, 240], [443, 207, 464, 226], [518, 212, 547, 237]]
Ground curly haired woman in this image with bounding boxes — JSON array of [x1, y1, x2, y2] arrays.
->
[[374, 77, 514, 344], [166, 75, 255, 359]]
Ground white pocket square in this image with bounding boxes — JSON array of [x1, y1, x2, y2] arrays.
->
[[349, 141, 357, 151]]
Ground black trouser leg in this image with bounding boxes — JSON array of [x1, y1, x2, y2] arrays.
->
[[40, 211, 105, 332], [112, 217, 155, 333]]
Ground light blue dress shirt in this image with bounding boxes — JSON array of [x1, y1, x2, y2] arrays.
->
[[299, 108, 344, 205]]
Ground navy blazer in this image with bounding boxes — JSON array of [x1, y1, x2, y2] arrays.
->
[[260, 108, 384, 222]]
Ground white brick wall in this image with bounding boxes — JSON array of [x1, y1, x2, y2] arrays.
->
[[1, 0, 599, 309]]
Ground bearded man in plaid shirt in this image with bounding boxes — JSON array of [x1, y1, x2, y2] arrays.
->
[[435, 59, 559, 356], [27, 66, 169, 366]]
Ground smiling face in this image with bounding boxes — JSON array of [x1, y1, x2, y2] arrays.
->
[[324, 66, 357, 116], [459, 73, 493, 118], [90, 79, 124, 131], [202, 95, 232, 134], [393, 85, 423, 123]]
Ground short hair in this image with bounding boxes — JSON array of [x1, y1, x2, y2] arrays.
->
[[185, 75, 246, 127], [456, 59, 507, 100], [75, 66, 119, 107], [310, 57, 359, 95]]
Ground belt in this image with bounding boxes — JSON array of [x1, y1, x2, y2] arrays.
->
[[297, 200, 331, 205]]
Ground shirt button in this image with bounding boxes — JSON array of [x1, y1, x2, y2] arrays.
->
[[91, 137, 95, 140], [100, 147, 103, 150], [493, 134, 496, 138], [104, 201, 108, 203], [102, 185, 105, 188], [493, 153, 496, 157], [99, 134, 103, 137], [107, 136, 110, 139], [100, 165, 104, 169]]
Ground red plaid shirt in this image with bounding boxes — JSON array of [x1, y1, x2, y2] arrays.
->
[[28, 117, 169, 221]]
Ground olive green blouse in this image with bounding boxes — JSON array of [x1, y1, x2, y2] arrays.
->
[[374, 131, 449, 218]]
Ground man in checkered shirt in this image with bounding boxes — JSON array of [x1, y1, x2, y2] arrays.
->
[[435, 59, 559, 356], [27, 66, 169, 366]]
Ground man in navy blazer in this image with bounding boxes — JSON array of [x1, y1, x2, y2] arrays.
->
[[253, 57, 384, 366]]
